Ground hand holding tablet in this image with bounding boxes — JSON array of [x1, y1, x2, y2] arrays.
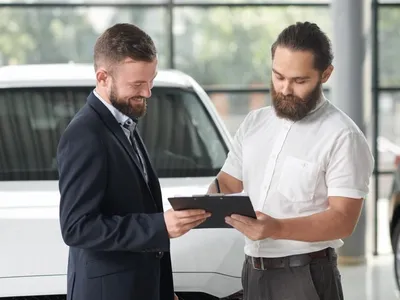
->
[[167, 194, 256, 229]]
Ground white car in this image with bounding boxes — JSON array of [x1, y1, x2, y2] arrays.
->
[[0, 64, 245, 300]]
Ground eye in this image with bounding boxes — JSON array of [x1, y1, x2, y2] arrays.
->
[[275, 74, 284, 81], [295, 78, 308, 84]]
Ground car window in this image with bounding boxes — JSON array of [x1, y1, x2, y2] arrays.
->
[[0, 86, 228, 181]]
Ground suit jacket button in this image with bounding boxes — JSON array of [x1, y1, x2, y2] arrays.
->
[[156, 251, 164, 258]]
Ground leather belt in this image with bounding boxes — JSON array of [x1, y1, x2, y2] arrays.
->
[[247, 248, 333, 271]]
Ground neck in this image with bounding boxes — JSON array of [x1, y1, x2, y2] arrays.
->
[[95, 86, 111, 105]]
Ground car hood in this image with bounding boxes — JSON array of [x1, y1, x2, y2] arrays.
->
[[0, 177, 212, 218]]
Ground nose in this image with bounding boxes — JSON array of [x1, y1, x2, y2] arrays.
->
[[281, 81, 293, 96], [141, 84, 152, 99]]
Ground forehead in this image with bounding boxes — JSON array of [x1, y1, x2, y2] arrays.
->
[[272, 46, 318, 78], [115, 58, 157, 80]]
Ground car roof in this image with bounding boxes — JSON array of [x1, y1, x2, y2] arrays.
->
[[0, 63, 193, 89]]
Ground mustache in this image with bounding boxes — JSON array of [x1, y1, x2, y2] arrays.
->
[[129, 96, 147, 102], [275, 93, 305, 103]]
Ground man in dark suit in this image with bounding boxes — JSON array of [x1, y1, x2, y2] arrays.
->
[[57, 23, 211, 300]]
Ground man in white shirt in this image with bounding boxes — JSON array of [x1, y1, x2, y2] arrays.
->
[[208, 21, 374, 300]]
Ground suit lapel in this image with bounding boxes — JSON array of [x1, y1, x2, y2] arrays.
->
[[87, 92, 148, 185], [134, 130, 164, 211]]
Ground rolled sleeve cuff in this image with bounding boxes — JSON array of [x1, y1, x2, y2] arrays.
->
[[221, 163, 242, 181], [327, 188, 368, 199]]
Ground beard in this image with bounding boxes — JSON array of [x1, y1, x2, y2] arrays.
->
[[271, 81, 322, 121], [109, 83, 147, 120]]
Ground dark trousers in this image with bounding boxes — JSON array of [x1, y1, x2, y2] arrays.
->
[[242, 248, 344, 300]]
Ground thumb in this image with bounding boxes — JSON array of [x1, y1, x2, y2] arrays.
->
[[255, 211, 266, 219]]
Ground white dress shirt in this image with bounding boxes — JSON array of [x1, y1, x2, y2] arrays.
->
[[221, 95, 374, 258]]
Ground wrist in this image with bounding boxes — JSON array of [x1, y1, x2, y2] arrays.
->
[[270, 218, 285, 240]]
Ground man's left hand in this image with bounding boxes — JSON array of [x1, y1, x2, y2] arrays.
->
[[225, 211, 280, 241], [174, 293, 179, 300]]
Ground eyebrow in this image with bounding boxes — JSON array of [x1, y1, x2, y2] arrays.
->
[[131, 72, 158, 84], [272, 68, 310, 80]]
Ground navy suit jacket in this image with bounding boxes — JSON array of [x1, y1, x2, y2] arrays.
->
[[57, 92, 174, 300]]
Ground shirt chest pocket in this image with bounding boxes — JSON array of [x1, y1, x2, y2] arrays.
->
[[277, 156, 320, 202]]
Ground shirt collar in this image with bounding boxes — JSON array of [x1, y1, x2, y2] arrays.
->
[[93, 89, 131, 125], [308, 92, 328, 115]]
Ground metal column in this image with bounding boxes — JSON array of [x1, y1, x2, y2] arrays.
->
[[331, 0, 368, 264]]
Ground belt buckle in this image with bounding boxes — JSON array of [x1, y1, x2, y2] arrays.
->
[[251, 256, 265, 270]]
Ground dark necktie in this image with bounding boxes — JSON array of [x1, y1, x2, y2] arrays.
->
[[122, 119, 148, 182]]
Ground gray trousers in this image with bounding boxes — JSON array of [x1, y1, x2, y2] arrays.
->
[[241, 249, 344, 300]]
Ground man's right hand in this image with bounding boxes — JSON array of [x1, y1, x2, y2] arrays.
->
[[164, 209, 211, 238]]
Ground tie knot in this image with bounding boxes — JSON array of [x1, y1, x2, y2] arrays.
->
[[122, 119, 136, 133]]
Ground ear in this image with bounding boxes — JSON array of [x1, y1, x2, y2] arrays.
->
[[95, 68, 109, 87], [321, 65, 334, 83]]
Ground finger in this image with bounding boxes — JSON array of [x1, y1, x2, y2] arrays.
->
[[226, 217, 258, 240], [174, 209, 208, 218], [225, 217, 249, 235], [230, 214, 255, 225], [181, 218, 207, 233], [179, 213, 211, 224]]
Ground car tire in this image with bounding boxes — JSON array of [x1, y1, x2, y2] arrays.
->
[[393, 221, 400, 290]]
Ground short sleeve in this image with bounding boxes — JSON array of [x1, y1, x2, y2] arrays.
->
[[326, 131, 374, 199], [221, 110, 255, 181]]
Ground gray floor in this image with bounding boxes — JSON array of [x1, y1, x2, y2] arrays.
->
[[340, 254, 398, 300]]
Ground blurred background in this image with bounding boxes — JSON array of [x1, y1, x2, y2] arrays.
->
[[0, 0, 398, 252], [2, 0, 400, 298]]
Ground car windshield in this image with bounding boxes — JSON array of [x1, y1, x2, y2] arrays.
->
[[0, 86, 228, 181]]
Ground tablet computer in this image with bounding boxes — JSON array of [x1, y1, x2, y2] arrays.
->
[[167, 194, 256, 229]]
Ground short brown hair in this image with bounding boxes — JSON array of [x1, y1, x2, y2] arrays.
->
[[94, 23, 157, 71], [271, 22, 333, 72]]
